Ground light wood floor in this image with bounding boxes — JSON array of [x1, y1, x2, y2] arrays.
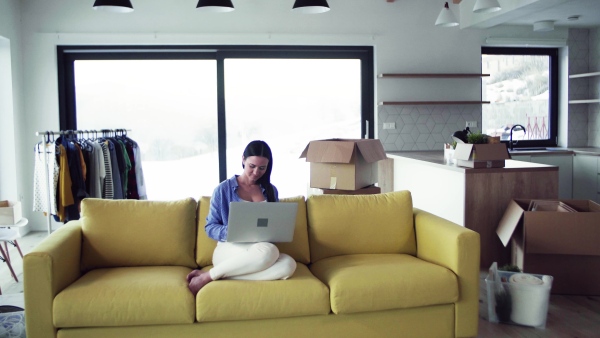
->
[[1, 231, 599, 337]]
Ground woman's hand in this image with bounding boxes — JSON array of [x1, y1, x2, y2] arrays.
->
[[186, 269, 203, 283]]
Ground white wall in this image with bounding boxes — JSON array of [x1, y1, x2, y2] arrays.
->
[[10, 0, 571, 231], [0, 0, 26, 230]]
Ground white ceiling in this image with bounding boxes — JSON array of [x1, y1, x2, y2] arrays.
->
[[504, 0, 600, 28], [464, 0, 600, 29]]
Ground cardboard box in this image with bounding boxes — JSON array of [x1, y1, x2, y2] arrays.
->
[[0, 200, 23, 225], [308, 185, 381, 196], [299, 139, 387, 190], [454, 143, 510, 168], [496, 199, 600, 295]]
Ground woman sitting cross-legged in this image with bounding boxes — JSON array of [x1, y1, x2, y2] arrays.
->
[[186, 140, 297, 295]]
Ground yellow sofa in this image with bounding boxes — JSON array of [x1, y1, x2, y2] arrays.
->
[[24, 191, 480, 338]]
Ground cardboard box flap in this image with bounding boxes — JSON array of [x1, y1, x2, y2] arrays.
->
[[300, 140, 356, 164], [299, 139, 386, 164], [473, 143, 510, 160], [497, 199, 526, 247], [355, 139, 388, 163], [454, 143, 474, 161]]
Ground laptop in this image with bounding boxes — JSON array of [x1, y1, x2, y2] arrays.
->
[[226, 202, 298, 243]]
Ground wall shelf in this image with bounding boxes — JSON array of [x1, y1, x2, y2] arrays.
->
[[568, 72, 600, 104], [379, 73, 490, 78], [378, 73, 489, 105], [379, 101, 490, 105], [568, 72, 600, 79], [568, 99, 600, 104]]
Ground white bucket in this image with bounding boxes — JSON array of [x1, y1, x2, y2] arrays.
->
[[508, 273, 552, 327]]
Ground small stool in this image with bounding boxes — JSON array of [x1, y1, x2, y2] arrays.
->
[[0, 218, 27, 287]]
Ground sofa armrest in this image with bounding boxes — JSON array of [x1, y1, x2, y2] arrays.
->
[[24, 221, 83, 338], [414, 208, 480, 338]]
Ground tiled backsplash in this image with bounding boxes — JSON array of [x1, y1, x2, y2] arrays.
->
[[378, 104, 481, 151]]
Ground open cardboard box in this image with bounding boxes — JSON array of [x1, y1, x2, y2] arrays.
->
[[299, 139, 387, 190], [496, 199, 600, 295], [454, 143, 510, 168], [0, 200, 23, 225]]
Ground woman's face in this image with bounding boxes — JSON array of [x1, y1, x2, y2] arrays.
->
[[242, 156, 269, 183]]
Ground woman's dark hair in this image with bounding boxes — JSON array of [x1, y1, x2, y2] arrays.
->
[[243, 140, 276, 202]]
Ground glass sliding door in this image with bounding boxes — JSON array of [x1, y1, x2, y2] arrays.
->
[[223, 58, 362, 197], [59, 45, 374, 200], [74, 59, 219, 200]]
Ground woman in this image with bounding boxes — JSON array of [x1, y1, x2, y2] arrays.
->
[[187, 140, 297, 295]]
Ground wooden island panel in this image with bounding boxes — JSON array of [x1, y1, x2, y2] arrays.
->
[[465, 169, 558, 268]]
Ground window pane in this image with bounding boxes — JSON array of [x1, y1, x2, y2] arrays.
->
[[482, 54, 550, 141], [75, 60, 219, 200], [224, 59, 362, 197]]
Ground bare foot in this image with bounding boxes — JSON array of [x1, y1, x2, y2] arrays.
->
[[188, 272, 213, 296], [186, 269, 203, 283]]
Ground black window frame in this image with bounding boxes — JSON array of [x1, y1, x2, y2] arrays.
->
[[57, 45, 375, 182], [481, 46, 559, 148]]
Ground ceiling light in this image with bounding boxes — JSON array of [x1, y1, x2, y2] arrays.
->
[[196, 0, 235, 13], [435, 2, 459, 27], [473, 0, 501, 14], [93, 0, 134, 13], [533, 20, 554, 32], [292, 0, 330, 14]]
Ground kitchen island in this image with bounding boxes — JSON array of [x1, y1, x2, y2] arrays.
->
[[388, 151, 558, 268]]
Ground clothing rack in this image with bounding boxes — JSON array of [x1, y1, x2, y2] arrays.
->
[[34, 129, 131, 235]]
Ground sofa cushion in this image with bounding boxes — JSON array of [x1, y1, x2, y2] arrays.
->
[[274, 196, 311, 264], [53, 266, 195, 327], [310, 254, 458, 314], [80, 198, 197, 271], [195, 196, 311, 267], [307, 191, 416, 263], [196, 263, 330, 322], [195, 196, 216, 267]]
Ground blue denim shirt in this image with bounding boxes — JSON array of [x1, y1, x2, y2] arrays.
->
[[205, 175, 279, 242]]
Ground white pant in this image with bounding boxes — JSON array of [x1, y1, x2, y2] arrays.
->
[[209, 242, 297, 281]]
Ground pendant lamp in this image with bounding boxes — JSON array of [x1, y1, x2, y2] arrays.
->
[[435, 2, 459, 27], [196, 0, 235, 12], [473, 0, 501, 14], [93, 0, 134, 13], [292, 0, 330, 14]]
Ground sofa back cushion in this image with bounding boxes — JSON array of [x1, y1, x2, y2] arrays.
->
[[196, 196, 217, 267], [307, 190, 416, 263], [195, 196, 311, 266], [80, 198, 198, 272]]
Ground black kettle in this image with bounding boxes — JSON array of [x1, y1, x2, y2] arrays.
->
[[452, 127, 471, 144]]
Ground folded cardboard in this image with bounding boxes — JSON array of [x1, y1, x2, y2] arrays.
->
[[496, 199, 600, 295], [0, 200, 22, 225], [454, 143, 510, 168], [299, 139, 387, 190], [308, 185, 381, 196]]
